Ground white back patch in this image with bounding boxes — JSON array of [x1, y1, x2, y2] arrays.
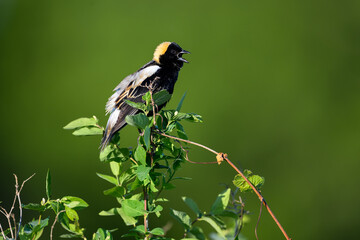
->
[[132, 65, 160, 86], [105, 65, 160, 114]]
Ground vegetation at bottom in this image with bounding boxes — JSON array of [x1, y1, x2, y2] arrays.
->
[[0, 91, 265, 240]]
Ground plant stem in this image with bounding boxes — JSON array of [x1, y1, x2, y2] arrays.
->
[[143, 187, 149, 240], [50, 210, 65, 240], [158, 132, 292, 240]]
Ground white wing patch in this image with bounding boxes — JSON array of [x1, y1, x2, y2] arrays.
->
[[131, 65, 160, 87], [107, 108, 120, 128], [105, 65, 160, 114]]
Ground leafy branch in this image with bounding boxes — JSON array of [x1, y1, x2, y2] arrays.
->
[[157, 132, 291, 240], [60, 89, 292, 239]]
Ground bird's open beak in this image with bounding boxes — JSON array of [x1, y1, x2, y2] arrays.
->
[[181, 50, 191, 54], [179, 49, 190, 63]]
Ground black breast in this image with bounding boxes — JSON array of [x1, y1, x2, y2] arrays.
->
[[155, 67, 179, 94]]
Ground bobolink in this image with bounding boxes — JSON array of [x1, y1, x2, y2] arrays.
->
[[100, 42, 190, 150]]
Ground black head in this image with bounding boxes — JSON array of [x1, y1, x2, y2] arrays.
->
[[153, 42, 190, 69]]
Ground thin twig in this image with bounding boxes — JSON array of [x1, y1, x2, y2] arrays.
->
[[178, 141, 218, 165], [157, 132, 218, 155], [143, 187, 149, 240], [255, 199, 263, 240], [149, 90, 157, 126], [50, 210, 65, 240], [11, 213, 17, 238], [0, 174, 35, 240], [0, 207, 7, 217], [0, 224, 7, 239], [15, 173, 35, 239], [158, 132, 292, 240]]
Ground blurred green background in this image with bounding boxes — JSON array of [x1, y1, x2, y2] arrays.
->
[[1, 0, 360, 239]]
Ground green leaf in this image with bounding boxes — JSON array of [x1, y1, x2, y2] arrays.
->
[[166, 122, 177, 132], [186, 113, 203, 123], [92, 228, 113, 240], [162, 110, 175, 121], [126, 113, 149, 129], [155, 198, 169, 202], [143, 126, 151, 150], [117, 207, 138, 226], [170, 209, 192, 230], [199, 216, 225, 237], [163, 182, 176, 190], [189, 226, 205, 240], [119, 170, 135, 186], [46, 169, 51, 200], [134, 145, 147, 165], [127, 177, 142, 192], [99, 208, 118, 216], [142, 92, 152, 105], [233, 170, 265, 192], [131, 225, 145, 234], [110, 162, 120, 177], [153, 90, 171, 106], [182, 197, 201, 216], [176, 122, 188, 140], [210, 188, 231, 215], [65, 206, 79, 221], [63, 117, 98, 129], [100, 145, 129, 162], [103, 186, 125, 197], [211, 215, 226, 229], [149, 179, 158, 192], [121, 199, 146, 217], [136, 165, 151, 181], [149, 205, 163, 214], [176, 93, 187, 112], [22, 203, 47, 212], [97, 173, 118, 185], [72, 127, 103, 136], [61, 196, 89, 210], [150, 227, 164, 236], [218, 210, 239, 219], [21, 218, 49, 240], [60, 233, 83, 238], [124, 100, 146, 111], [173, 113, 203, 123]]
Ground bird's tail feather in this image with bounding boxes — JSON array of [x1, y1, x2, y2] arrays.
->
[[100, 109, 121, 151]]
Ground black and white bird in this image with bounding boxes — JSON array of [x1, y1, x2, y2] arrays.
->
[[100, 42, 190, 150]]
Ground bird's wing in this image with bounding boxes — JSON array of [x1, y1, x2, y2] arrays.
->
[[105, 63, 160, 114], [100, 62, 160, 150]]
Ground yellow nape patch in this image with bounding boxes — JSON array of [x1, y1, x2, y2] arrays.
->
[[153, 42, 171, 63]]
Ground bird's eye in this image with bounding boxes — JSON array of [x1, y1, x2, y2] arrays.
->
[[171, 49, 177, 54]]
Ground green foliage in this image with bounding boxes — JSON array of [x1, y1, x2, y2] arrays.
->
[[92, 228, 114, 240], [18, 218, 49, 240], [126, 113, 150, 129], [233, 169, 265, 192], [0, 90, 266, 239], [0, 170, 99, 240], [63, 116, 103, 136], [67, 91, 259, 239], [168, 188, 249, 239]]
